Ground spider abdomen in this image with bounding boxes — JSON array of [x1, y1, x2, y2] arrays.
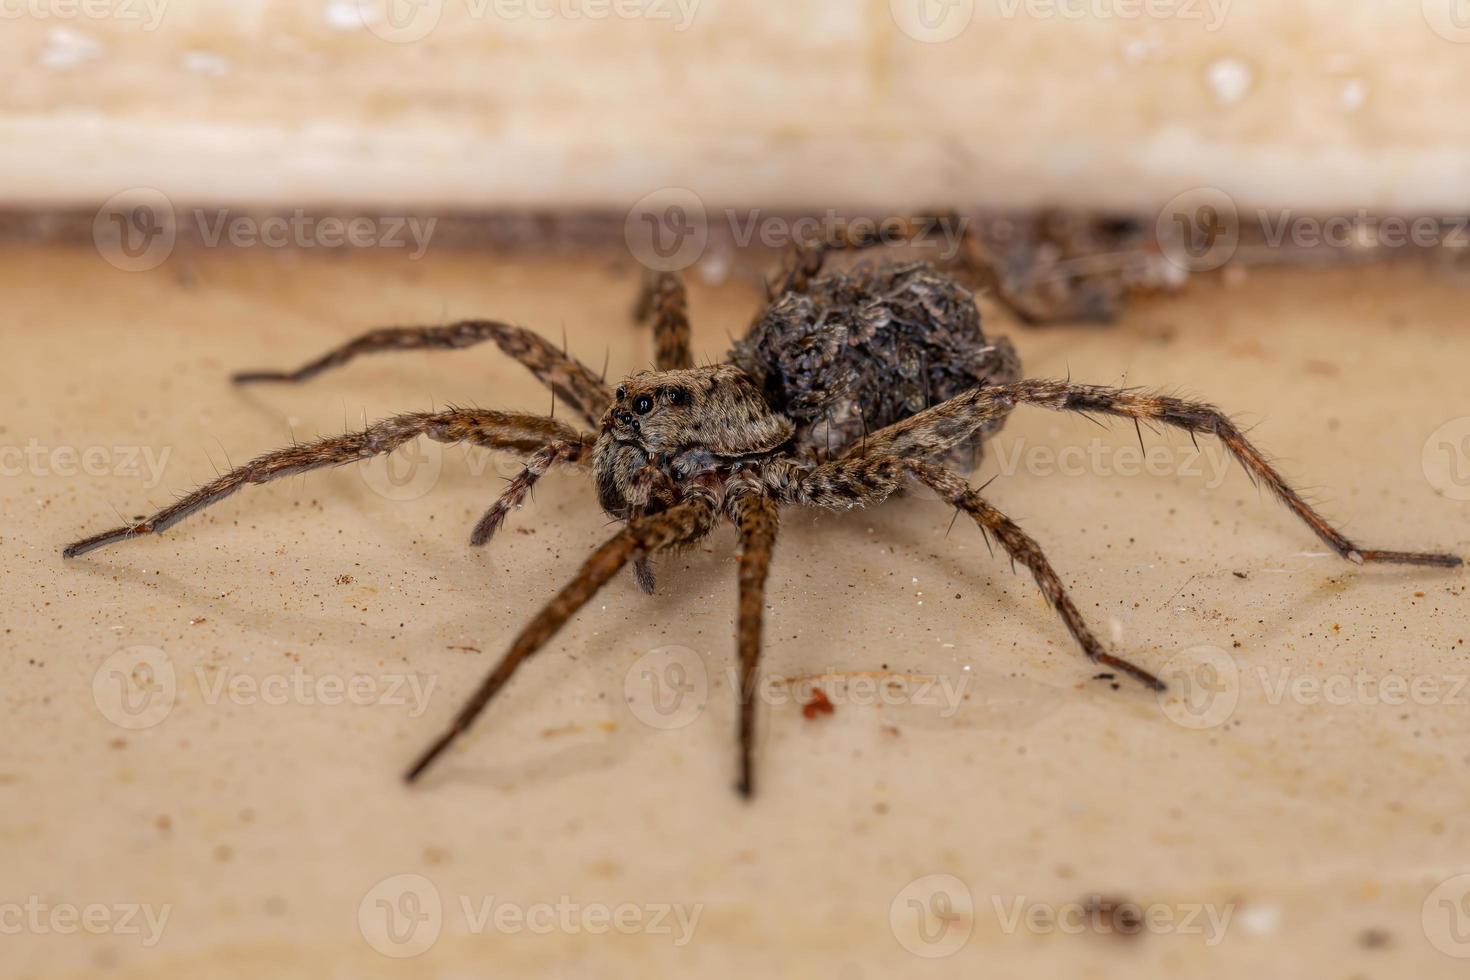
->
[[730, 261, 1021, 465]]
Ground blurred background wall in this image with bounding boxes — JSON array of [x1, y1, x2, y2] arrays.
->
[[4, 0, 1469, 213]]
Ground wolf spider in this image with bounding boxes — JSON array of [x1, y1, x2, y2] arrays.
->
[[65, 221, 1461, 798]]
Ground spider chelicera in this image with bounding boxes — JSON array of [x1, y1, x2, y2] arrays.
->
[[64, 223, 1461, 797]]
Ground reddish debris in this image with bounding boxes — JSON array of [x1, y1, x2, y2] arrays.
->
[[801, 688, 835, 720]]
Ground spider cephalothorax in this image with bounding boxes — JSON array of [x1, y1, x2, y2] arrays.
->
[[64, 224, 1462, 799], [593, 365, 793, 520]]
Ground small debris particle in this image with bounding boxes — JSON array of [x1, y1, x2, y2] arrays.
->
[[189, 617, 207, 626], [335, 574, 354, 585], [802, 688, 835, 720], [155, 815, 172, 832], [447, 645, 481, 653], [1358, 927, 1391, 949], [1082, 895, 1144, 940], [1233, 571, 1248, 579]]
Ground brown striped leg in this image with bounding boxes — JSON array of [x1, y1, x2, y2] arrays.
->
[[625, 461, 678, 594], [908, 460, 1163, 690], [729, 489, 780, 798], [633, 270, 694, 370], [469, 438, 592, 546], [854, 379, 1462, 568], [63, 410, 581, 558], [232, 321, 613, 427], [405, 492, 720, 783], [766, 212, 1094, 324], [781, 452, 1160, 689], [948, 216, 1054, 325]]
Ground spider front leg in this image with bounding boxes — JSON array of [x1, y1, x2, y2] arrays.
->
[[232, 320, 613, 427], [862, 379, 1462, 568], [63, 409, 581, 558], [405, 491, 719, 783], [469, 438, 592, 546], [633, 270, 694, 371], [729, 487, 780, 798]]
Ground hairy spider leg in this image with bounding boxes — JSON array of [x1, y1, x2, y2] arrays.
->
[[470, 438, 593, 546], [859, 378, 1462, 568], [729, 487, 780, 798], [405, 492, 720, 783], [633, 270, 695, 371], [233, 321, 613, 427], [63, 410, 582, 557]]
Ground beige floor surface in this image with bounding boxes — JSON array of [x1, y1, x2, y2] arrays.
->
[[2, 243, 1468, 979]]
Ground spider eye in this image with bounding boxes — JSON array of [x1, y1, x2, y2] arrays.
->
[[633, 394, 654, 415], [615, 386, 626, 401], [668, 388, 689, 407]]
